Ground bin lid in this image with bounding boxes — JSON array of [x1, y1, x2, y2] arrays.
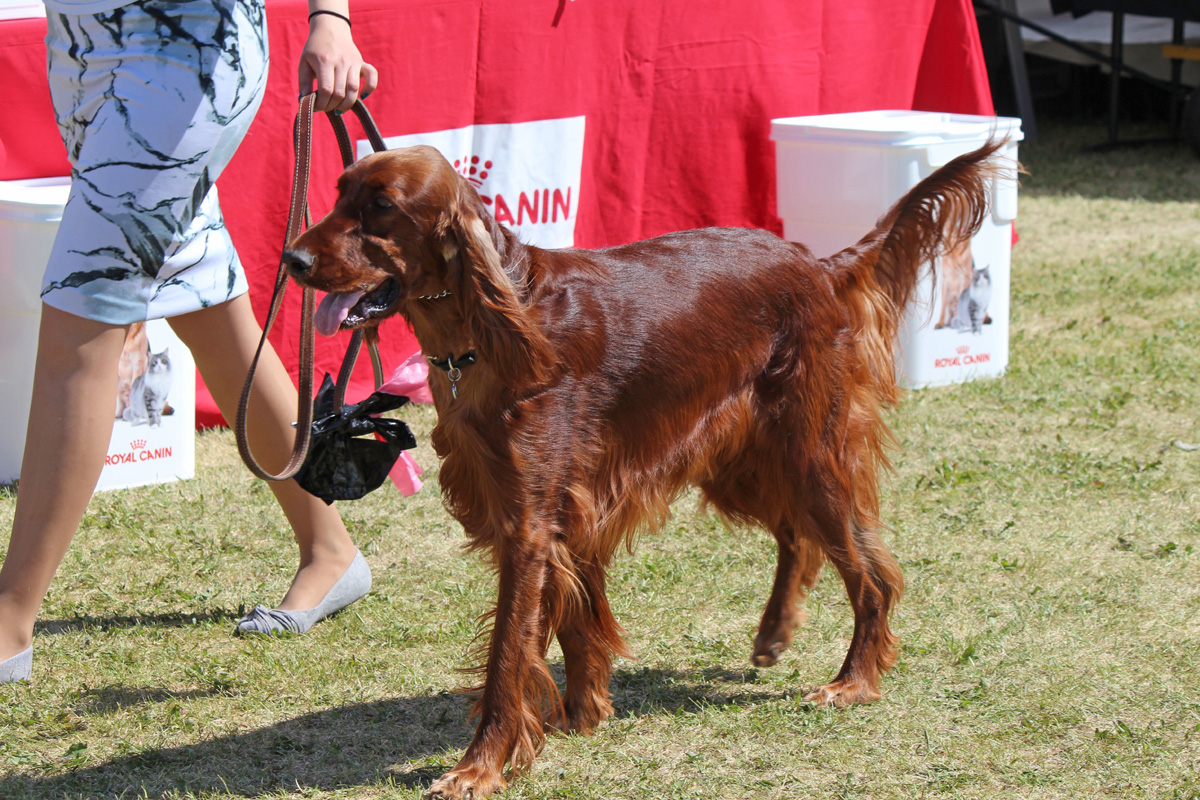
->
[[0, 176, 71, 222], [770, 110, 1023, 147]]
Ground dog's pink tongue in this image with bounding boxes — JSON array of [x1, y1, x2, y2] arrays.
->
[[315, 290, 365, 337]]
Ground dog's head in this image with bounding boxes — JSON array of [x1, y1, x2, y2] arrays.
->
[[285, 145, 551, 387]]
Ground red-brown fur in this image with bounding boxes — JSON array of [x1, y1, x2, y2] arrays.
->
[[284, 141, 1006, 799]]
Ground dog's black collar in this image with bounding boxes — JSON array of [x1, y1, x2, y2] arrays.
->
[[426, 351, 477, 372], [427, 351, 476, 400]]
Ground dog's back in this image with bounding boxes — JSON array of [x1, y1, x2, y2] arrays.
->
[[519, 140, 1002, 550]]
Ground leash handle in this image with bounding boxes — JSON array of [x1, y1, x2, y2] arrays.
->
[[235, 95, 388, 482]]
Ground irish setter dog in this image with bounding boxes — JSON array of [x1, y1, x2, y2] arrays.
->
[[284, 140, 1004, 799]]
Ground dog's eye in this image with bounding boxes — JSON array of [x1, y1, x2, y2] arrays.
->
[[371, 196, 393, 210]]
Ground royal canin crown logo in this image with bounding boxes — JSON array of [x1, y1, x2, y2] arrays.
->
[[453, 155, 492, 187], [956, 345, 970, 355], [452, 154, 573, 228], [131, 439, 147, 449]]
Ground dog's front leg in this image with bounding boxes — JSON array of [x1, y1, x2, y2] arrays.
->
[[428, 534, 552, 800]]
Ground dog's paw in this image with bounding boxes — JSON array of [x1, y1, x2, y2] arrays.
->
[[802, 678, 881, 707], [543, 710, 581, 736], [751, 608, 806, 666], [426, 764, 507, 800], [751, 637, 789, 667], [544, 707, 608, 737], [545, 694, 614, 736]]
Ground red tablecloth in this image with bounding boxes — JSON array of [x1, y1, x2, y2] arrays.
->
[[0, 0, 993, 426]]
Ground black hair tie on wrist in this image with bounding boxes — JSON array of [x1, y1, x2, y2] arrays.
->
[[308, 9, 351, 27]]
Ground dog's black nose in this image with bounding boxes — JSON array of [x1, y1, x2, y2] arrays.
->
[[283, 247, 315, 278]]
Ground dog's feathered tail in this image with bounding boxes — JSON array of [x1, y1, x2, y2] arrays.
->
[[823, 138, 1008, 407]]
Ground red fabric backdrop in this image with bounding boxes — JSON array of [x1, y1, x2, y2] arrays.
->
[[0, 0, 993, 426]]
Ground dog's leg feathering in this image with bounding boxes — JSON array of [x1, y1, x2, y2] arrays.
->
[[428, 535, 556, 800], [550, 562, 630, 734], [800, 511, 902, 707]]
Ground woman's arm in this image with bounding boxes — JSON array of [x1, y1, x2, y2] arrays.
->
[[300, 1, 380, 113]]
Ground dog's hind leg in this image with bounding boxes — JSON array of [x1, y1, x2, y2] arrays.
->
[[751, 529, 824, 667], [550, 562, 629, 734], [798, 491, 902, 707], [698, 450, 825, 668]]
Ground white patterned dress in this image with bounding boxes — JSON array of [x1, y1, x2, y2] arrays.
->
[[40, 0, 268, 324]]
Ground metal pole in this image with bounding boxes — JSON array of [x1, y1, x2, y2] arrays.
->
[[1108, 11, 1124, 145]]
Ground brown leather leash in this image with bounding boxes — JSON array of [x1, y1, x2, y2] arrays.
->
[[235, 94, 389, 482]]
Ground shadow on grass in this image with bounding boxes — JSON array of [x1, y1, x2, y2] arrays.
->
[[71, 684, 237, 715], [0, 666, 792, 798], [609, 664, 796, 718], [34, 609, 240, 637]]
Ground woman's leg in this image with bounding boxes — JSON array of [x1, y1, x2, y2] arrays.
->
[[0, 305, 127, 663], [166, 294, 358, 611]]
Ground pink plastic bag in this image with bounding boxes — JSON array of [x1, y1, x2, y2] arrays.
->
[[378, 350, 433, 496]]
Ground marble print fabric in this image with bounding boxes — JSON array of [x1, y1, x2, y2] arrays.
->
[[41, 0, 268, 324]]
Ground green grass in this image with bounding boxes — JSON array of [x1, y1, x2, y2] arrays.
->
[[2, 118, 1199, 799]]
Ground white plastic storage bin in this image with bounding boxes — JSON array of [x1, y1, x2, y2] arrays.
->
[[0, 177, 195, 490], [770, 110, 1023, 388]]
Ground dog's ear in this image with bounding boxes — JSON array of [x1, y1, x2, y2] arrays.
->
[[436, 184, 553, 388]]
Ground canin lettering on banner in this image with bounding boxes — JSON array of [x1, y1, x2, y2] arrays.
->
[[359, 116, 587, 248]]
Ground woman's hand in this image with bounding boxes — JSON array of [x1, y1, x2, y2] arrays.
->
[[298, 9, 379, 113]]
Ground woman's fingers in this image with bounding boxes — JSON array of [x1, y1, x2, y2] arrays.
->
[[360, 62, 379, 100], [298, 15, 374, 113]]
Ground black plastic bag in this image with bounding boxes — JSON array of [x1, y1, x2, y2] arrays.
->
[[294, 374, 417, 504]]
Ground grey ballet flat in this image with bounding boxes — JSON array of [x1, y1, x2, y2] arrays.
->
[[0, 646, 32, 684], [235, 550, 371, 636]]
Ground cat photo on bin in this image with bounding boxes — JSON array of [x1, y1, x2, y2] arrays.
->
[[114, 323, 173, 427], [934, 239, 992, 336]]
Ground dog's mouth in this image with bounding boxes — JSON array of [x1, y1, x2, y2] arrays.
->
[[314, 279, 401, 336]]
